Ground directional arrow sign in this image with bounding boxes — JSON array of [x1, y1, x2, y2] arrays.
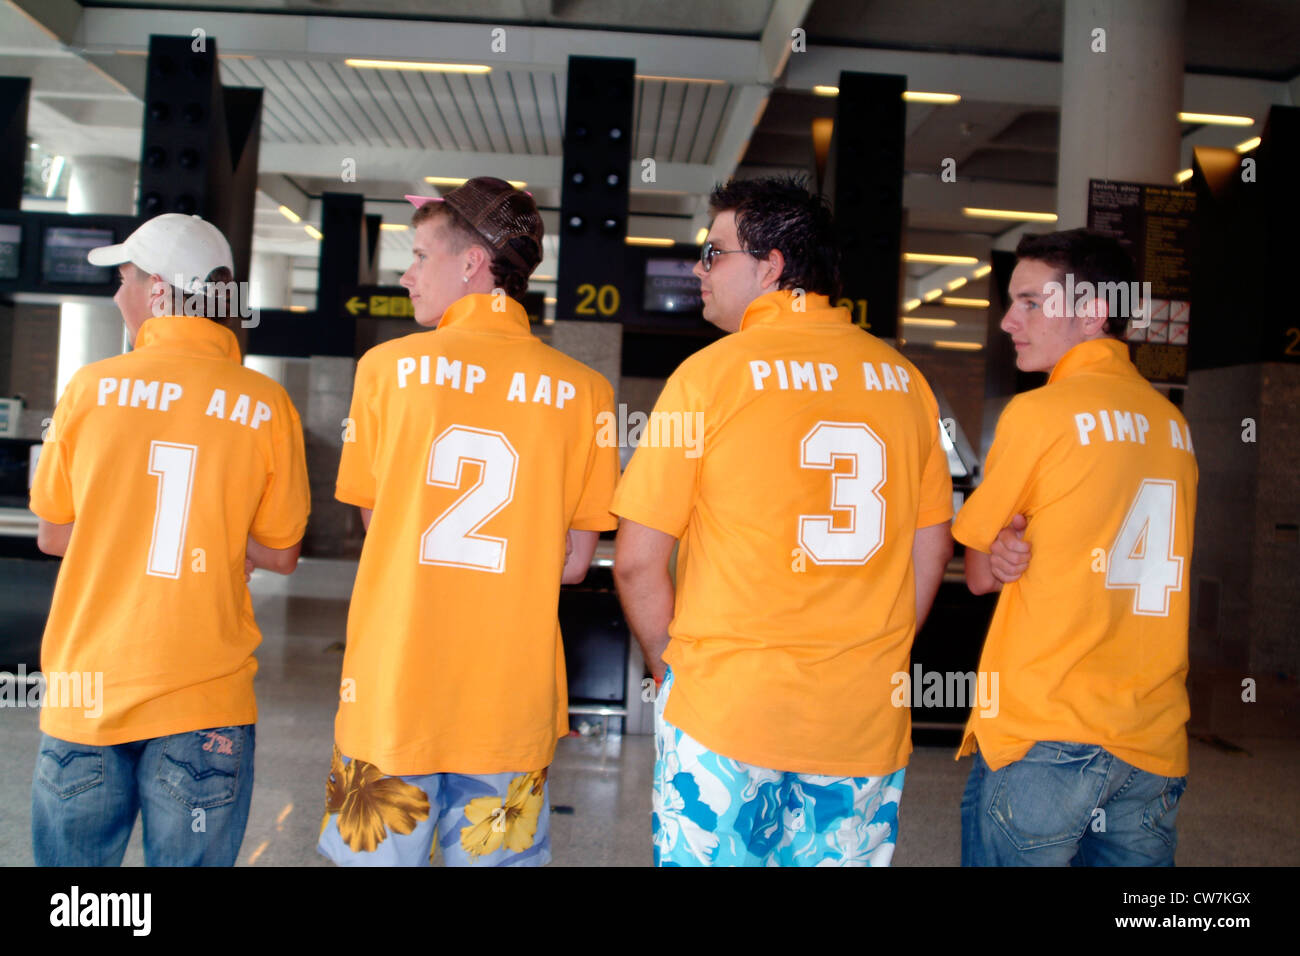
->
[[339, 286, 414, 319]]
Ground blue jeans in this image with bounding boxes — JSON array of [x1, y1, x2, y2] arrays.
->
[[961, 741, 1186, 866], [32, 725, 255, 866]]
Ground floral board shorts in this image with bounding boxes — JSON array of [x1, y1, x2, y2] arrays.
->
[[317, 746, 551, 867], [653, 667, 906, 867]]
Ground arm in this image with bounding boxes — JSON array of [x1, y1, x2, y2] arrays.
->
[[612, 519, 677, 683], [913, 520, 953, 630], [360, 507, 372, 532], [246, 535, 302, 575], [562, 529, 599, 585], [964, 514, 1031, 595], [36, 519, 74, 557]]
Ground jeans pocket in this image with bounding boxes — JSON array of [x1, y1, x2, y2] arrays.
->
[[987, 742, 1107, 851], [156, 726, 247, 811], [36, 744, 104, 800], [1140, 776, 1187, 849]]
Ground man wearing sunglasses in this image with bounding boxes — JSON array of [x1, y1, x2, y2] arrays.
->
[[612, 176, 954, 866]]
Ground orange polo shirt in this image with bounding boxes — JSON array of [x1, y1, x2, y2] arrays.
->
[[612, 290, 953, 776], [952, 337, 1198, 777], [29, 316, 310, 745], [334, 294, 619, 775]]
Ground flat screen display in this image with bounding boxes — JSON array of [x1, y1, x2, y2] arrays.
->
[[643, 258, 702, 313], [0, 223, 20, 281], [41, 226, 113, 285]]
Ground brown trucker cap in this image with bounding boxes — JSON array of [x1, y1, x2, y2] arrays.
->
[[406, 177, 543, 271]]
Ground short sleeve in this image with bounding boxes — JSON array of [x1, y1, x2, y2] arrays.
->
[[951, 396, 1043, 552], [610, 370, 702, 538], [29, 379, 79, 524], [570, 379, 620, 532], [250, 396, 311, 548], [335, 355, 379, 509], [915, 375, 955, 529]]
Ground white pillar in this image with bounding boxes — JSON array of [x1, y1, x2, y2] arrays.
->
[[57, 156, 138, 398], [249, 252, 292, 310], [1055, 0, 1186, 229]]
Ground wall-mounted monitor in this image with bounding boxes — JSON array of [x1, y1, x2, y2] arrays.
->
[[0, 224, 20, 281], [41, 226, 114, 285], [642, 258, 702, 313]]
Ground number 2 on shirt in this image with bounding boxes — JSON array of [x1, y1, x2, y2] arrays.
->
[[420, 425, 518, 573], [1105, 478, 1184, 616], [798, 421, 887, 565]]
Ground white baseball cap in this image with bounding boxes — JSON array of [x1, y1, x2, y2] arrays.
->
[[87, 213, 234, 293]]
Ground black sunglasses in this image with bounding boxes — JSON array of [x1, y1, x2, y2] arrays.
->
[[699, 240, 763, 273]]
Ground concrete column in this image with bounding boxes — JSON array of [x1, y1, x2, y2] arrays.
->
[[302, 356, 360, 558], [249, 252, 292, 310], [56, 155, 137, 398], [1055, 0, 1186, 229]]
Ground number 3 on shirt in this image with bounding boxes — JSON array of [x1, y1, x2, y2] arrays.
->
[[1105, 478, 1184, 616], [798, 421, 887, 565], [420, 425, 518, 573]]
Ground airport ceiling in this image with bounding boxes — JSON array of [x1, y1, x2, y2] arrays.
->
[[4, 0, 1299, 342]]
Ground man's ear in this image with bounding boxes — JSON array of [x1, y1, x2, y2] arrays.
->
[[1083, 294, 1110, 336], [466, 244, 491, 281], [760, 248, 785, 291]]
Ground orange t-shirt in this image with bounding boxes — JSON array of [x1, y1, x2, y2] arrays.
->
[[333, 294, 619, 775], [29, 316, 310, 746], [952, 337, 1198, 777], [612, 290, 953, 776]]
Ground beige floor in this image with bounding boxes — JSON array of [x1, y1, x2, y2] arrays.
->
[[2, 558, 1297, 867]]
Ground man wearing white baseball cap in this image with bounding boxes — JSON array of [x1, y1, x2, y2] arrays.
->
[[28, 212, 311, 866]]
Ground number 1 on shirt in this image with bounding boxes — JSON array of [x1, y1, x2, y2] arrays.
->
[[146, 440, 198, 579], [420, 425, 519, 573]]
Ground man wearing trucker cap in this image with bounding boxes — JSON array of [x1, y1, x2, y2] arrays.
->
[[318, 177, 619, 867], [29, 213, 310, 866]]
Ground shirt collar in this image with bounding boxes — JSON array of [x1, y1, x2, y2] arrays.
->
[[134, 315, 242, 362], [436, 293, 532, 335], [738, 289, 848, 331], [1048, 337, 1135, 384]]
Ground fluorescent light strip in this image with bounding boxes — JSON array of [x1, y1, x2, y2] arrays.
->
[[1178, 111, 1253, 126], [347, 58, 490, 73], [946, 276, 968, 291], [532, 275, 555, 281], [379, 223, 408, 231], [278, 204, 301, 224], [636, 74, 725, 85], [902, 317, 957, 328], [973, 264, 991, 279], [814, 87, 960, 104], [626, 236, 675, 247], [941, 297, 990, 308], [963, 207, 1058, 222], [904, 253, 980, 265], [934, 340, 983, 351], [543, 296, 557, 304], [425, 176, 526, 189], [1175, 169, 1193, 184], [304, 225, 323, 240], [922, 288, 943, 302], [695, 227, 708, 244], [1235, 136, 1261, 153], [903, 298, 921, 312], [903, 91, 961, 104]]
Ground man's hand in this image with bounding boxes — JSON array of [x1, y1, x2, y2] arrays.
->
[[244, 557, 254, 582], [989, 513, 1030, 585]]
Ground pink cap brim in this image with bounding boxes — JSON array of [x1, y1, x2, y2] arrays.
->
[[405, 194, 444, 208]]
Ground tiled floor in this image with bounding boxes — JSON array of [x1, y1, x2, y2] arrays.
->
[[2, 558, 1297, 867]]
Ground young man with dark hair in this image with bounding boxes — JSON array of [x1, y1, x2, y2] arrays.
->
[[612, 176, 954, 866], [955, 228, 1198, 866], [29, 213, 310, 866], [318, 178, 619, 867]]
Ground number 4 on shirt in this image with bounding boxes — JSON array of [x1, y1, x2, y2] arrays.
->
[[1105, 478, 1185, 616]]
